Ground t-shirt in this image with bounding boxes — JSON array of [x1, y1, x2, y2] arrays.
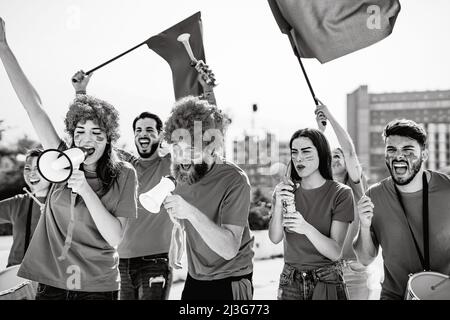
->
[[117, 152, 173, 258], [18, 143, 138, 292], [174, 160, 254, 281], [0, 193, 45, 267], [341, 174, 368, 260], [284, 180, 354, 270], [367, 170, 450, 300]]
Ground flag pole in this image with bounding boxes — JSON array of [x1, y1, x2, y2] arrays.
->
[[288, 32, 326, 127], [85, 39, 149, 75]]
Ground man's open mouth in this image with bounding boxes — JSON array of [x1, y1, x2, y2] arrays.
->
[[139, 138, 151, 149], [393, 161, 408, 175]]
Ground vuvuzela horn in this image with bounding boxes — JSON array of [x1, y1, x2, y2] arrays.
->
[[177, 33, 198, 64], [177, 33, 216, 87]]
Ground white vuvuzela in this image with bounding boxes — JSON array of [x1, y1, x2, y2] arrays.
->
[[177, 33, 197, 63]]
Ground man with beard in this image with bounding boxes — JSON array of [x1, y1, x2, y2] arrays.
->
[[353, 119, 450, 300], [72, 71, 172, 300], [162, 96, 254, 300], [0, 148, 50, 267]]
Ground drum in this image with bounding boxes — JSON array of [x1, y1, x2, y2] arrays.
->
[[0, 265, 36, 300], [405, 271, 450, 300]]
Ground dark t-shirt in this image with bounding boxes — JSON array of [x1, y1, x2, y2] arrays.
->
[[18, 142, 138, 291], [0, 194, 45, 267], [368, 170, 450, 299], [284, 180, 354, 270], [174, 160, 254, 280], [117, 151, 173, 258]]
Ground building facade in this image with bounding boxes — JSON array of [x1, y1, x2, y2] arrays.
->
[[347, 86, 450, 183], [232, 132, 290, 198]]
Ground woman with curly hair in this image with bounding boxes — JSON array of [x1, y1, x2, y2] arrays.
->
[[0, 18, 137, 300], [269, 128, 354, 300]]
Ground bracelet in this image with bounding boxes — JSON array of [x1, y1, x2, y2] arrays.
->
[[76, 90, 86, 95]]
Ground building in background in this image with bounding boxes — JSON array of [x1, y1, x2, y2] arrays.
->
[[347, 86, 450, 183], [232, 131, 290, 198]]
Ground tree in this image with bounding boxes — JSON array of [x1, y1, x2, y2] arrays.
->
[[248, 188, 272, 230], [16, 135, 41, 154]]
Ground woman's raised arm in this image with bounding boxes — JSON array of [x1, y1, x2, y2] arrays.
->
[[0, 18, 60, 149]]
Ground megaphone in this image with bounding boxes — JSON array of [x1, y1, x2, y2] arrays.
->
[[139, 176, 177, 213], [37, 147, 88, 183]]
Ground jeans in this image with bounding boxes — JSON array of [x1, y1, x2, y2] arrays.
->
[[35, 284, 118, 300], [342, 259, 370, 300], [119, 253, 172, 300], [278, 262, 348, 300]]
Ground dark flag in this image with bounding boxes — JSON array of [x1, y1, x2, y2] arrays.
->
[[146, 12, 206, 100], [268, 0, 401, 63]]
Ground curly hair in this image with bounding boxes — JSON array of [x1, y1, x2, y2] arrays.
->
[[163, 96, 231, 148], [65, 95, 123, 194], [65, 95, 120, 143]]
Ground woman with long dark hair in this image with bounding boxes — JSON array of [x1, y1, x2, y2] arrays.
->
[[269, 128, 354, 300], [0, 18, 137, 300]]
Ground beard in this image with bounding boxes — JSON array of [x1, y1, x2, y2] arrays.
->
[[386, 155, 423, 186], [171, 162, 209, 185], [136, 141, 159, 159]]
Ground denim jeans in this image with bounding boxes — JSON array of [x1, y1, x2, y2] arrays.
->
[[342, 259, 370, 300], [35, 284, 118, 300], [277, 262, 348, 300], [119, 253, 172, 300]]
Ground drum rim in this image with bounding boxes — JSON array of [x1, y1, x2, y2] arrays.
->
[[0, 280, 31, 295], [0, 264, 32, 296], [407, 271, 450, 300]]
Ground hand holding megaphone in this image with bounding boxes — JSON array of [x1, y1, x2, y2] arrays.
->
[[37, 147, 88, 183], [139, 176, 177, 213]]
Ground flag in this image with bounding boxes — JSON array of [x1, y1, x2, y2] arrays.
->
[[146, 12, 206, 100], [268, 0, 401, 63]]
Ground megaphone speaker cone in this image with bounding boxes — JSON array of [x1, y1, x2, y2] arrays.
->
[[37, 149, 73, 183], [37, 147, 88, 183]]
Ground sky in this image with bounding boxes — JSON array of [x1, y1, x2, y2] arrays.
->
[[1, 0, 450, 154]]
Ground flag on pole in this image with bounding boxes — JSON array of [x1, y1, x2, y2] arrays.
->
[[268, 0, 401, 63], [146, 12, 206, 100]]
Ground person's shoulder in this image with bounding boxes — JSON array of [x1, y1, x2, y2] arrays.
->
[[160, 152, 172, 165], [0, 193, 29, 212], [118, 160, 138, 178], [367, 176, 392, 197], [430, 170, 450, 185], [217, 159, 251, 187], [6, 193, 29, 203], [329, 180, 352, 195]]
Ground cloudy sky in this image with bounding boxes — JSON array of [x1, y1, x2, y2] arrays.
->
[[1, 0, 449, 153]]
